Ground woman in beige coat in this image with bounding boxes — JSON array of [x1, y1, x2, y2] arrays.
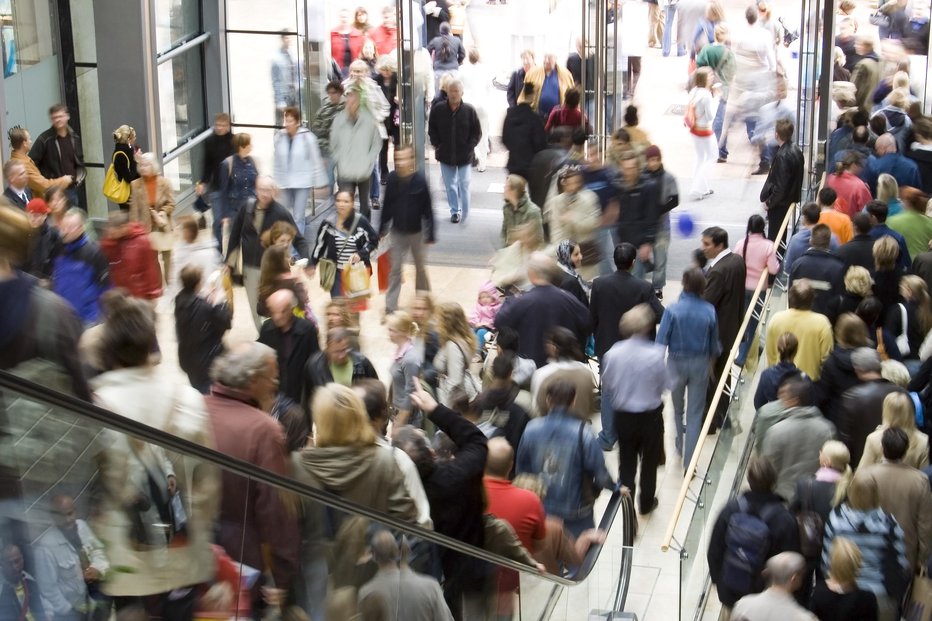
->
[[860, 391, 930, 469], [129, 152, 176, 282]]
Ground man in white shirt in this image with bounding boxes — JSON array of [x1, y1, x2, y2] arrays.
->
[[2, 161, 32, 209]]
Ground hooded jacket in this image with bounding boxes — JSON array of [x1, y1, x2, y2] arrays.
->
[[292, 444, 418, 523], [822, 504, 910, 599], [52, 233, 110, 325], [100, 223, 162, 300], [501, 104, 547, 177], [760, 406, 836, 500], [873, 105, 913, 154], [469, 281, 502, 328]]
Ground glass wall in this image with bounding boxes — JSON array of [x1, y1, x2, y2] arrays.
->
[[71, 0, 106, 219]]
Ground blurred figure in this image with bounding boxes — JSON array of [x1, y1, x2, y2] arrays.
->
[[370, 6, 398, 55], [22, 198, 59, 281], [459, 48, 493, 172], [168, 215, 225, 306], [331, 89, 383, 220], [128, 152, 175, 282], [35, 494, 109, 621], [52, 209, 110, 327], [273, 106, 327, 237], [310, 81, 345, 212], [29, 104, 85, 206], [109, 125, 140, 210], [502, 83, 547, 180], [100, 211, 162, 302], [175, 264, 231, 394], [426, 22, 466, 91], [272, 32, 298, 125], [520, 53, 575, 122], [505, 50, 535, 108], [303, 328, 378, 405], [331, 8, 365, 78], [0, 544, 46, 621], [195, 113, 235, 241]]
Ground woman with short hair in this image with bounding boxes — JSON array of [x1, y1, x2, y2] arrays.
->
[[129, 152, 176, 282]]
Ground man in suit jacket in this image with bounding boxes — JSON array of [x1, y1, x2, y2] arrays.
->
[[590, 243, 664, 448], [3, 160, 32, 209], [257, 289, 320, 406], [702, 226, 747, 427], [495, 252, 590, 369]]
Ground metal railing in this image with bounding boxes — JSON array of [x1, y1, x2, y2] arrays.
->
[[660, 202, 798, 553]]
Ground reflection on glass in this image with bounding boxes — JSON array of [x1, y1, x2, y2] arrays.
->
[[155, 0, 201, 55], [224, 0, 296, 33], [157, 46, 206, 151], [163, 145, 197, 195], [0, 0, 55, 76], [228, 33, 302, 127]]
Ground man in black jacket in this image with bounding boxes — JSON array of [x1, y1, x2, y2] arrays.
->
[[789, 224, 847, 318], [175, 264, 232, 394], [2, 161, 31, 209], [303, 328, 378, 408], [257, 289, 320, 406], [501, 83, 547, 180], [615, 151, 661, 276], [196, 112, 235, 215], [28, 104, 85, 206], [835, 211, 876, 274], [526, 128, 571, 210], [838, 347, 903, 468], [225, 175, 310, 331], [759, 119, 804, 242], [378, 146, 435, 313], [401, 381, 488, 619], [428, 80, 482, 223]]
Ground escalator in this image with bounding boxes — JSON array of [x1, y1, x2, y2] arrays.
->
[[0, 370, 636, 621]]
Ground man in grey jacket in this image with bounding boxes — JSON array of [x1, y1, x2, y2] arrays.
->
[[329, 89, 382, 219], [759, 374, 836, 499]]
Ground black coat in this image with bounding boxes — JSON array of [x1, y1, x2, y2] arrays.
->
[[526, 147, 568, 209], [424, 0, 450, 42], [815, 346, 860, 423], [790, 249, 847, 318], [912, 250, 932, 298], [590, 270, 664, 359], [112, 142, 139, 184], [302, 349, 378, 407], [0, 575, 46, 621], [225, 199, 310, 268], [24, 221, 59, 280], [175, 291, 232, 390], [835, 234, 876, 274], [505, 68, 527, 108], [378, 171, 435, 242], [760, 141, 804, 210], [257, 317, 320, 405], [28, 126, 85, 182], [201, 131, 236, 189], [427, 101, 482, 166], [615, 175, 660, 247], [501, 104, 547, 177], [707, 491, 801, 607], [495, 284, 591, 367], [838, 379, 902, 468], [704, 252, 747, 360], [907, 144, 932, 194], [3, 186, 31, 209]]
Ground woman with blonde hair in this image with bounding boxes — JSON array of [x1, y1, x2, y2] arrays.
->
[[810, 536, 879, 620], [871, 235, 901, 317], [833, 266, 873, 318], [292, 383, 418, 516], [129, 152, 175, 282], [434, 302, 479, 406], [887, 274, 932, 373], [860, 391, 930, 468], [821, 472, 908, 621], [875, 174, 902, 216], [411, 291, 441, 389], [386, 311, 424, 428], [110, 125, 140, 209]]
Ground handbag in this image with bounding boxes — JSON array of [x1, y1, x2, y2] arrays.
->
[[151, 208, 170, 233], [320, 214, 361, 291], [103, 151, 131, 204], [578, 421, 599, 507], [341, 261, 372, 298], [897, 303, 911, 356], [683, 100, 697, 130], [795, 479, 824, 560], [906, 569, 932, 621]]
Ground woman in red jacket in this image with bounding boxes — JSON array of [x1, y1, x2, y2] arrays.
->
[[100, 212, 162, 301]]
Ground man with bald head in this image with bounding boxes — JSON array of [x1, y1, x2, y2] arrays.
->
[[730, 552, 816, 620], [257, 289, 319, 405], [864, 133, 921, 196], [484, 438, 547, 552], [225, 174, 310, 331], [495, 252, 591, 366]]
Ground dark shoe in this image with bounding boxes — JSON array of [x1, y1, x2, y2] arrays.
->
[[716, 157, 727, 163], [654, 289, 663, 301], [703, 189, 714, 198], [371, 199, 380, 210], [451, 213, 460, 223], [639, 498, 659, 515], [751, 165, 770, 175]]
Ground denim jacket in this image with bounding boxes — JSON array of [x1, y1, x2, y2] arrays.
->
[[34, 520, 109, 615], [656, 292, 721, 358], [515, 409, 614, 521]]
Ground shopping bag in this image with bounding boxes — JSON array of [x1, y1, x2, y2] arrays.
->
[[377, 251, 390, 293], [103, 152, 131, 204], [906, 570, 932, 621], [341, 262, 371, 298]]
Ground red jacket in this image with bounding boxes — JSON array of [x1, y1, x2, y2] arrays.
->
[[100, 222, 162, 299], [330, 29, 365, 70], [369, 25, 397, 56]]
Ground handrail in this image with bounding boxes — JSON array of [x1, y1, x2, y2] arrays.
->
[[0, 371, 620, 586], [660, 203, 797, 552]]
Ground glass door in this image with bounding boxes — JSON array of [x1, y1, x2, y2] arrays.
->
[[395, 0, 427, 169]]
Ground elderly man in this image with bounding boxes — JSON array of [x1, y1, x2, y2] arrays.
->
[[225, 175, 310, 331], [204, 342, 300, 604], [864, 133, 922, 197], [303, 327, 378, 405], [519, 53, 575, 122], [731, 553, 817, 620], [428, 79, 482, 223], [3, 160, 31, 209], [258, 289, 320, 406], [837, 347, 902, 467], [495, 252, 590, 367], [52, 209, 110, 326], [34, 494, 108, 621], [602, 304, 669, 515]]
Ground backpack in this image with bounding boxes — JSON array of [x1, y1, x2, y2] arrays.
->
[[794, 479, 825, 560], [438, 36, 454, 63], [721, 497, 782, 597]]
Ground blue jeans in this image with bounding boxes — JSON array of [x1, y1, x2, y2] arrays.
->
[[317, 156, 337, 211], [439, 163, 471, 219], [598, 360, 618, 449], [209, 190, 226, 250], [280, 187, 311, 236], [669, 354, 711, 470], [736, 289, 762, 366], [651, 228, 670, 291], [713, 98, 728, 158], [662, 6, 686, 57], [370, 165, 380, 201]]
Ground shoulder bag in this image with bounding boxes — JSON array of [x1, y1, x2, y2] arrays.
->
[[103, 151, 132, 204], [896, 303, 911, 356], [795, 479, 824, 560], [319, 214, 360, 291]]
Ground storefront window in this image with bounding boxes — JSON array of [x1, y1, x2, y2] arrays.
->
[[158, 45, 206, 154], [0, 0, 54, 77], [155, 0, 202, 55]]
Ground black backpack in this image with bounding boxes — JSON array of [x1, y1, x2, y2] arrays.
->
[[721, 498, 782, 597]]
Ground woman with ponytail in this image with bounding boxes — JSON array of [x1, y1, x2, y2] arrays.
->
[[825, 151, 872, 217], [733, 214, 780, 366], [387, 310, 425, 430]]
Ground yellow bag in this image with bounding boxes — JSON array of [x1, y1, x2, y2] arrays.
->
[[103, 151, 131, 204], [341, 262, 371, 298]]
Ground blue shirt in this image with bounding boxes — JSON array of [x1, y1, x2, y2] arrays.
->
[[601, 336, 669, 412], [538, 71, 560, 117], [864, 153, 921, 196], [870, 223, 912, 270], [656, 292, 721, 359], [784, 228, 840, 274], [516, 409, 614, 520]]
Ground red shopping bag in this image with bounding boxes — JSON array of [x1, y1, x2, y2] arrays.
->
[[377, 252, 390, 293]]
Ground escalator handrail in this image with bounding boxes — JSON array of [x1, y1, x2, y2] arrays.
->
[[0, 370, 621, 586], [660, 203, 797, 553]]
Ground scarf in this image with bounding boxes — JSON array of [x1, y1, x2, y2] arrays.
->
[[555, 239, 591, 297]]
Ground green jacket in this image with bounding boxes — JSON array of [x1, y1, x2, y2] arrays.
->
[[501, 195, 544, 245]]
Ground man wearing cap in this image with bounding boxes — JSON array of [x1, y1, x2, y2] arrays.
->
[[3, 160, 32, 209], [22, 198, 59, 280]]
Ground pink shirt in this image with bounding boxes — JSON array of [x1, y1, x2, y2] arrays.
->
[[825, 171, 872, 218], [734, 234, 780, 290]]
